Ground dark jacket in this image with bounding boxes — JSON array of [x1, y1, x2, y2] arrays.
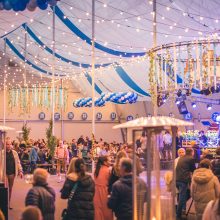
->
[[176, 155, 196, 183], [108, 167, 120, 194], [61, 173, 95, 220], [108, 175, 133, 220], [25, 183, 56, 220], [212, 157, 220, 181]]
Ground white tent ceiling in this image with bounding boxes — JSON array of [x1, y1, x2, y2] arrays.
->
[[0, 0, 220, 100]]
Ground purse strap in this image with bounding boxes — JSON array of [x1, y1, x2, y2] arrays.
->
[[68, 182, 78, 202]]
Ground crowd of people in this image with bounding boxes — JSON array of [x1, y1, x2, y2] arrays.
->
[[3, 135, 147, 220], [3, 132, 220, 220], [175, 146, 220, 220]]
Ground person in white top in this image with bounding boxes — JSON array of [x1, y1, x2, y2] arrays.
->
[[163, 130, 173, 160]]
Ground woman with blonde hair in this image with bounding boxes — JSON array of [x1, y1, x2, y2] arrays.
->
[[108, 151, 127, 193]]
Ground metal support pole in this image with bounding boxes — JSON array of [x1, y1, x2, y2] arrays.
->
[[3, 40, 6, 126], [171, 126, 178, 220], [52, 6, 56, 136], [91, 0, 95, 137], [132, 130, 137, 220], [153, 0, 158, 117], [24, 24, 27, 86], [146, 128, 152, 220], [61, 79, 64, 140]]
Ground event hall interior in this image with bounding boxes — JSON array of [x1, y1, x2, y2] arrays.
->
[[0, 0, 220, 220]]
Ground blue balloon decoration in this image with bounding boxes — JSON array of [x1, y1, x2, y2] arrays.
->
[[38, 2, 48, 10], [3, 0, 12, 10]]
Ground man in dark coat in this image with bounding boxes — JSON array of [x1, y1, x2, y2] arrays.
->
[[108, 158, 146, 220], [211, 147, 220, 181], [25, 168, 56, 220], [176, 148, 196, 219]]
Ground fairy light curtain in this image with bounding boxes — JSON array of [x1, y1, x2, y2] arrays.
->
[[8, 86, 68, 114]]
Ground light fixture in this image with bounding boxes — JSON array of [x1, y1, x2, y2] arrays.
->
[[207, 104, 212, 110], [175, 99, 180, 105], [192, 102, 197, 108]]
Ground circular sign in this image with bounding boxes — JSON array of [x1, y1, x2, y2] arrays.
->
[[81, 112, 88, 120], [38, 112, 45, 120], [96, 112, 102, 121], [211, 112, 220, 122], [127, 115, 134, 121], [54, 112, 60, 121], [67, 112, 74, 120], [184, 112, 193, 121], [110, 112, 117, 121]]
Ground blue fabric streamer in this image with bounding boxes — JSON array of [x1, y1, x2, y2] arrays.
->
[[114, 66, 150, 97], [23, 24, 111, 68], [5, 38, 65, 77], [54, 6, 146, 58]]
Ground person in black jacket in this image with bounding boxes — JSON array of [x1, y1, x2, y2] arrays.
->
[[25, 168, 56, 220], [108, 158, 146, 220], [61, 158, 95, 220], [176, 148, 196, 219], [211, 147, 220, 181]]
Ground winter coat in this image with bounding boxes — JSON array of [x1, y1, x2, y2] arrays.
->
[[203, 199, 220, 220], [25, 183, 56, 220], [212, 157, 220, 181], [61, 173, 95, 220], [108, 174, 147, 220], [176, 155, 196, 183], [94, 166, 113, 220], [191, 168, 220, 220]]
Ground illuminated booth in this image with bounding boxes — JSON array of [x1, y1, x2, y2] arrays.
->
[[113, 116, 193, 220]]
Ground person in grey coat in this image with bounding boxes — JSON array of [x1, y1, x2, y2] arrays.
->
[[25, 168, 56, 220]]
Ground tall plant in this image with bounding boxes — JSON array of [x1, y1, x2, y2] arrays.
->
[[46, 119, 57, 158], [22, 122, 31, 144]]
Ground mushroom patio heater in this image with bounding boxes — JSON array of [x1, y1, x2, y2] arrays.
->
[[113, 116, 193, 220], [0, 126, 15, 220]]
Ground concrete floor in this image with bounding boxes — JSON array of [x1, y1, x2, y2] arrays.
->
[[9, 173, 196, 220], [9, 175, 66, 220]]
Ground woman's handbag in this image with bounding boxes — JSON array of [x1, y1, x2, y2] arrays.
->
[[61, 182, 78, 220]]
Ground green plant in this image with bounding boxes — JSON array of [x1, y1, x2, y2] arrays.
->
[[22, 123, 31, 144], [46, 119, 57, 158]]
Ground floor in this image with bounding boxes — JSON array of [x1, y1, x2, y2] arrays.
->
[[9, 172, 196, 220], [9, 175, 66, 220]]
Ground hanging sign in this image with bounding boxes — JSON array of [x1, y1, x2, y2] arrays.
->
[[127, 115, 134, 121], [54, 113, 60, 121], [67, 112, 74, 120], [110, 112, 117, 121], [81, 112, 88, 120], [96, 112, 102, 121], [211, 112, 220, 123], [38, 112, 45, 120]]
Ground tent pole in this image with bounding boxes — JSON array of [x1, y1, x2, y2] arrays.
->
[[52, 6, 56, 136], [91, 0, 96, 173], [61, 79, 64, 140], [153, 0, 158, 117], [3, 40, 6, 126]]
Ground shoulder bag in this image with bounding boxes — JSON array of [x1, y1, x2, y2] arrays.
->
[[61, 182, 78, 220]]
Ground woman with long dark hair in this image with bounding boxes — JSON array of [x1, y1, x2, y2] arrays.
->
[[61, 158, 95, 220], [94, 156, 113, 220]]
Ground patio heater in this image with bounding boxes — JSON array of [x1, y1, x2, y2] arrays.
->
[[113, 116, 193, 220], [0, 126, 15, 220]]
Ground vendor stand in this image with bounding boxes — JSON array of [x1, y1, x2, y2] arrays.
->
[[113, 116, 193, 220]]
